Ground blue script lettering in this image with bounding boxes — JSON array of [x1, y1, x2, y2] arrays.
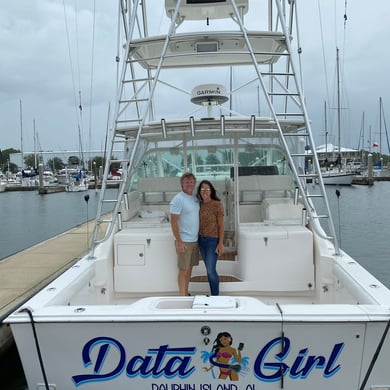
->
[[254, 337, 343, 382], [72, 337, 126, 386], [126, 345, 195, 378], [72, 338, 196, 386]]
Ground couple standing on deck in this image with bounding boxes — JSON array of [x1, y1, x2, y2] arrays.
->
[[170, 172, 224, 296]]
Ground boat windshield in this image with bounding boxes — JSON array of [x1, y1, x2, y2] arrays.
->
[[129, 136, 295, 190]]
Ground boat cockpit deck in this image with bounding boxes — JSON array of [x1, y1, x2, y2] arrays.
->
[[113, 172, 312, 297]]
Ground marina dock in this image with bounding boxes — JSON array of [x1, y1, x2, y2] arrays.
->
[[0, 219, 95, 353]]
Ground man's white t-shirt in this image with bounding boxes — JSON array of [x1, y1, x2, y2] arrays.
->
[[170, 191, 199, 242]]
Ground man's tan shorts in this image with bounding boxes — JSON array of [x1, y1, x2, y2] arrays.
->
[[176, 241, 199, 270]]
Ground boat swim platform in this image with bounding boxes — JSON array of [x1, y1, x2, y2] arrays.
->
[[0, 219, 97, 353]]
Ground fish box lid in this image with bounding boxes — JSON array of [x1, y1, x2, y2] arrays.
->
[[192, 295, 237, 309]]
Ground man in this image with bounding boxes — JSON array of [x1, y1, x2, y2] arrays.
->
[[170, 172, 199, 296]]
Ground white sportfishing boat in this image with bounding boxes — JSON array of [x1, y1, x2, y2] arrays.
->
[[5, 1, 390, 389]]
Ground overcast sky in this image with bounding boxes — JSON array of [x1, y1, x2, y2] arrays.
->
[[1, 0, 389, 155]]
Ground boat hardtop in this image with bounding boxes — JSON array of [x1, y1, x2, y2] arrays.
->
[[5, 1, 390, 389]]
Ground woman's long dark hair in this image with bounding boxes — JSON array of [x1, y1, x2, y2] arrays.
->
[[212, 331, 233, 353], [197, 180, 220, 202]]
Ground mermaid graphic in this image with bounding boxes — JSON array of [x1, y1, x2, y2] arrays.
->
[[202, 331, 247, 381]]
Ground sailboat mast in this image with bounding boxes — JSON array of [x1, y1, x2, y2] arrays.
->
[[379, 96, 382, 157], [362, 112, 365, 149], [336, 48, 341, 158], [19, 100, 23, 169], [324, 100, 328, 152], [33, 119, 37, 169]]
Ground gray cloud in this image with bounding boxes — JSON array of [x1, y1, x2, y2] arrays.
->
[[1, 0, 389, 156]]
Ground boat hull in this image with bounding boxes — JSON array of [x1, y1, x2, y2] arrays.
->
[[5, 1, 390, 389], [321, 172, 354, 185], [10, 314, 390, 389]]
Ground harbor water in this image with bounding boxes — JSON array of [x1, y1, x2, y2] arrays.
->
[[1, 183, 390, 388], [0, 189, 107, 261]]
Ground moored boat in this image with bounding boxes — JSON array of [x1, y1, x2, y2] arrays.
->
[[321, 169, 355, 185], [64, 169, 89, 192], [5, 1, 390, 389], [0, 172, 6, 192]]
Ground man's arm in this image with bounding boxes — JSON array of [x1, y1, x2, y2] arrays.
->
[[170, 213, 186, 252]]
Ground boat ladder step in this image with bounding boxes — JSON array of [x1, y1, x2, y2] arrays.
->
[[123, 77, 151, 84], [119, 98, 149, 104], [101, 199, 117, 203], [111, 138, 132, 145], [115, 119, 142, 124], [275, 112, 305, 117], [283, 132, 310, 137], [298, 173, 319, 178], [313, 215, 329, 219], [98, 218, 112, 224], [261, 71, 294, 77], [110, 159, 129, 164], [268, 92, 300, 97], [291, 153, 313, 157]]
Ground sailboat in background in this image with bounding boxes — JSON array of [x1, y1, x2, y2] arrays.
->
[[320, 48, 355, 185], [372, 96, 390, 176], [65, 123, 89, 192], [65, 168, 89, 192]]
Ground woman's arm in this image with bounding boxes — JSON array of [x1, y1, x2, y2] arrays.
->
[[216, 204, 224, 255]]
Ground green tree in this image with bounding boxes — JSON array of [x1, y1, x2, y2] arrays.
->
[[88, 156, 105, 172], [205, 153, 220, 166], [0, 148, 20, 172], [47, 157, 65, 171], [7, 162, 18, 173], [24, 153, 37, 168], [68, 156, 81, 166]]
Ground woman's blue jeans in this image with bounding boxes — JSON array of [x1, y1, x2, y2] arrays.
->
[[198, 236, 220, 296]]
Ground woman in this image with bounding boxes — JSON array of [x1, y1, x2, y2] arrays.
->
[[204, 332, 242, 381], [197, 180, 224, 296]]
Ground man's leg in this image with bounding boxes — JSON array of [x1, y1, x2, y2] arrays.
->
[[178, 268, 189, 296], [185, 266, 193, 295]]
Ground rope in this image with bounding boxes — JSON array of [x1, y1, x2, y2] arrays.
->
[[292, 0, 304, 95], [88, 0, 97, 170], [63, 0, 96, 167], [381, 99, 390, 155], [317, 0, 331, 107], [344, 0, 348, 28], [62, 0, 81, 135], [20, 308, 50, 390], [317, 0, 350, 151]]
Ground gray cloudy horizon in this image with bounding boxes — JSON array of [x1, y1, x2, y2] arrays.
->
[[1, 1, 389, 155]]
